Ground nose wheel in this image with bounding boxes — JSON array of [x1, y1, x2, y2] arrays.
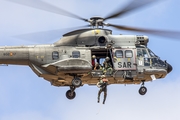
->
[[66, 86, 76, 100], [138, 81, 147, 95]]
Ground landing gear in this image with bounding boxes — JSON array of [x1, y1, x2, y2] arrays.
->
[[66, 86, 76, 100], [66, 75, 82, 100], [138, 81, 147, 95], [71, 76, 82, 87]]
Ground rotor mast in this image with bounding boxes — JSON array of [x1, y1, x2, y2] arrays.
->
[[88, 17, 107, 28]]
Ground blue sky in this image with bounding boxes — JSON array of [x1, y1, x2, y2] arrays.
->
[[0, 0, 180, 120]]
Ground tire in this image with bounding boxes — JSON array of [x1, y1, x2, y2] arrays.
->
[[66, 90, 76, 100], [139, 86, 147, 95], [72, 78, 82, 87]]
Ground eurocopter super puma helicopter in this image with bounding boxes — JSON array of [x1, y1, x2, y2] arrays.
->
[[1, 0, 178, 100]]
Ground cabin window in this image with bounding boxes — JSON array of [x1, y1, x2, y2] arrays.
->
[[115, 50, 123, 58], [125, 50, 133, 58], [52, 51, 59, 60], [72, 51, 80, 58]]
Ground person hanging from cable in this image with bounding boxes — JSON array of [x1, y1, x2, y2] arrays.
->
[[97, 75, 108, 104]]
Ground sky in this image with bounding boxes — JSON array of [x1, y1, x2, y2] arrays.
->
[[0, 0, 180, 120]]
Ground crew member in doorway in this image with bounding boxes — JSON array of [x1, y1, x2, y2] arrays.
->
[[92, 55, 96, 69], [94, 62, 102, 70], [97, 75, 108, 104], [103, 57, 113, 75]]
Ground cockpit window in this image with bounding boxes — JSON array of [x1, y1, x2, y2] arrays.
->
[[115, 50, 123, 58], [142, 49, 149, 58], [148, 49, 157, 57], [137, 49, 143, 57], [137, 48, 149, 58], [125, 50, 133, 58]]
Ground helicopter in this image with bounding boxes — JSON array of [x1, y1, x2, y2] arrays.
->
[[1, 0, 178, 100]]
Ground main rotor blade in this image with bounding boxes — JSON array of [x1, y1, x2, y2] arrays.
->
[[104, 0, 157, 20], [13, 25, 90, 42], [6, 0, 88, 21], [108, 23, 180, 39]]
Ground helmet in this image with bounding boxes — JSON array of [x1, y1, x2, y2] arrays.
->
[[101, 75, 106, 78], [105, 57, 110, 61], [92, 55, 96, 59]]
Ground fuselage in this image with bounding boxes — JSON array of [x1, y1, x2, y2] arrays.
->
[[0, 29, 172, 87]]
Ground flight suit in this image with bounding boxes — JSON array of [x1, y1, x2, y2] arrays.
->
[[97, 78, 108, 104], [103, 61, 113, 75]]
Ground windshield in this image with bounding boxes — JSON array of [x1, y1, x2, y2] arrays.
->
[[147, 48, 158, 57]]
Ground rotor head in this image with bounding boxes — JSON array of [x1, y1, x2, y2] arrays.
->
[[88, 17, 104, 28]]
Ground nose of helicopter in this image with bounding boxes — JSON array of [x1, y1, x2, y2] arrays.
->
[[167, 63, 173, 73]]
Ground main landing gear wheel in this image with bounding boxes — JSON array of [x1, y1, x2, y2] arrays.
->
[[66, 86, 76, 100], [66, 90, 76, 100], [72, 77, 82, 87], [139, 86, 147, 95]]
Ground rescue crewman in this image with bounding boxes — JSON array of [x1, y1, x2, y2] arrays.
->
[[94, 62, 102, 70], [97, 75, 108, 104], [92, 55, 96, 69], [103, 57, 113, 75]]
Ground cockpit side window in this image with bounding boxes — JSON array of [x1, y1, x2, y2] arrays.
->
[[115, 50, 123, 58], [142, 49, 149, 58], [137, 49, 149, 58], [137, 49, 143, 57], [72, 51, 80, 58]]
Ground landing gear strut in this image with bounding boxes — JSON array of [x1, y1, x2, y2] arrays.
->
[[66, 86, 76, 100], [139, 81, 147, 95]]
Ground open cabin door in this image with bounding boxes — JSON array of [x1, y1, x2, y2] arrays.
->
[[91, 48, 112, 77], [112, 48, 137, 77]]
